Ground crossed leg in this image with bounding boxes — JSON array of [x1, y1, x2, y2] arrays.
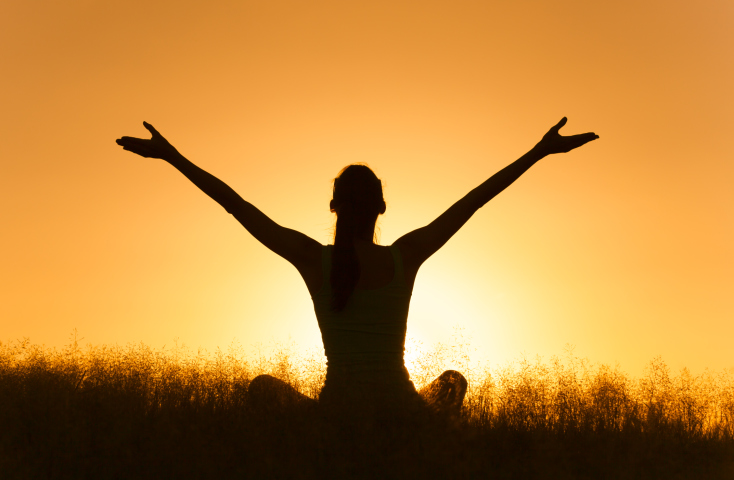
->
[[248, 370, 467, 418]]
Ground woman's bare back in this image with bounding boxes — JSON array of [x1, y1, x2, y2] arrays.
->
[[300, 241, 407, 296]]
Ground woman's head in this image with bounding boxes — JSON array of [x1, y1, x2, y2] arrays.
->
[[330, 164, 386, 224], [330, 164, 385, 311]]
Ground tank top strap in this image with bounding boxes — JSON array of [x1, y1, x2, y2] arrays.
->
[[388, 244, 405, 286], [322, 245, 333, 285]]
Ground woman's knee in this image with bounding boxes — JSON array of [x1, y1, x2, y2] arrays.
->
[[249, 374, 281, 394], [248, 374, 315, 413], [438, 370, 467, 390], [248, 375, 285, 408], [420, 370, 468, 414]]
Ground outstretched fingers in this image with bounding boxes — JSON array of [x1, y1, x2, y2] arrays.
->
[[567, 132, 599, 150], [116, 136, 154, 157], [573, 132, 599, 142], [116, 138, 150, 152], [116, 136, 146, 146]]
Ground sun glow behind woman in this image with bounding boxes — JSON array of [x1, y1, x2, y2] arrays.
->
[[2, 0, 732, 381]]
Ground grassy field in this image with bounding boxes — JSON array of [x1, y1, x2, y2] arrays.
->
[[1, 334, 733, 479]]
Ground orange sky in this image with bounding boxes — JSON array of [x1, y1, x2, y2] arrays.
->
[[2, 0, 732, 377]]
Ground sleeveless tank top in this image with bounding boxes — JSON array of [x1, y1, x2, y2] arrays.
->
[[311, 245, 423, 410]]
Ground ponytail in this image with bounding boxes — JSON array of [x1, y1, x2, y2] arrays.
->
[[331, 203, 361, 312], [330, 165, 384, 312]]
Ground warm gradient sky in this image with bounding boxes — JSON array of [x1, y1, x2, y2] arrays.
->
[[2, 0, 732, 376]]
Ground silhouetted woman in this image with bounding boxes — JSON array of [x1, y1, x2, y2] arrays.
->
[[116, 118, 598, 419]]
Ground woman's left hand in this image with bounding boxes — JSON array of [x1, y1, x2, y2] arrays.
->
[[116, 122, 181, 161]]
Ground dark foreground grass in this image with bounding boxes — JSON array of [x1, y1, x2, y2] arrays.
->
[[1, 336, 733, 479]]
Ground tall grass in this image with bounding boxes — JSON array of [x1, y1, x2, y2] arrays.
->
[[1, 333, 733, 479]]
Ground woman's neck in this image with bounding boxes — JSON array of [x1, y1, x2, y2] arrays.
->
[[340, 218, 376, 244], [353, 236, 377, 247]]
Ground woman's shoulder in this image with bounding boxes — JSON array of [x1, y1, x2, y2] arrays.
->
[[387, 241, 419, 289]]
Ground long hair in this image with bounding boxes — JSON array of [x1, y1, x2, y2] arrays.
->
[[330, 164, 385, 312]]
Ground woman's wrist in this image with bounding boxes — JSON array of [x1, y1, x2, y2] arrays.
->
[[164, 150, 187, 165], [528, 143, 549, 161], [527, 144, 549, 161]]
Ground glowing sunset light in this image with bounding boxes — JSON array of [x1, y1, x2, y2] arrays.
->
[[1, 0, 732, 379]]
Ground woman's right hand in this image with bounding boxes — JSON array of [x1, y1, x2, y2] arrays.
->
[[533, 117, 599, 156], [116, 122, 182, 161]]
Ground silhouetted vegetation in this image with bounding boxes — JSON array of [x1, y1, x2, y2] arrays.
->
[[1, 334, 733, 479]]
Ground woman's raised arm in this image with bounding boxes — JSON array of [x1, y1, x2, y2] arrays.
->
[[394, 117, 598, 273], [116, 122, 321, 268]]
